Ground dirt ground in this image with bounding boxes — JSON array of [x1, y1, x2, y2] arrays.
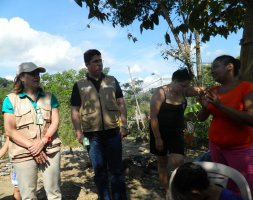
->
[[0, 137, 205, 200]]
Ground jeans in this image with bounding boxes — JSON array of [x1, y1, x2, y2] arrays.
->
[[88, 131, 127, 200]]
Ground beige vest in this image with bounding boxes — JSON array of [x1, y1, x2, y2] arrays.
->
[[8, 92, 61, 163], [77, 75, 120, 132]]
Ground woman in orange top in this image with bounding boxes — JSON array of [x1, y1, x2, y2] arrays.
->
[[198, 55, 253, 195]]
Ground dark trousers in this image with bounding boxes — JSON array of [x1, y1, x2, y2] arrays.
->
[[88, 131, 127, 200]]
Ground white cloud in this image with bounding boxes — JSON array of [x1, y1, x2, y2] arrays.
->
[[0, 17, 83, 75], [0, 17, 182, 83], [5, 75, 14, 81], [205, 49, 226, 58], [141, 76, 161, 90], [107, 44, 179, 81], [129, 64, 142, 73], [0, 17, 168, 81]]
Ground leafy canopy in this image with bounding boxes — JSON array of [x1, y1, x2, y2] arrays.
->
[[74, 0, 246, 43]]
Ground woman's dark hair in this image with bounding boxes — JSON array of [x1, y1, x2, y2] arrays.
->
[[83, 49, 101, 64], [13, 74, 24, 94], [172, 68, 192, 82], [212, 55, 241, 76], [172, 162, 210, 198]]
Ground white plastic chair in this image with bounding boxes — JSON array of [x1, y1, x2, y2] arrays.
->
[[169, 161, 252, 200]]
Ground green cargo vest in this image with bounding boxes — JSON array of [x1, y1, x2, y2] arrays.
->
[[77, 75, 120, 132], [8, 92, 61, 163]]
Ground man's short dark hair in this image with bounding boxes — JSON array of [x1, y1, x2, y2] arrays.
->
[[84, 49, 101, 64], [172, 68, 192, 82]]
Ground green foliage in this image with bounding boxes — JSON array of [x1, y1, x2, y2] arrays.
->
[[184, 63, 215, 148], [74, 0, 246, 43], [184, 100, 211, 148], [187, 1, 246, 42], [0, 78, 13, 89], [127, 33, 138, 43], [41, 69, 82, 147], [121, 79, 151, 141], [74, 0, 249, 82], [201, 64, 216, 86], [0, 78, 13, 134]]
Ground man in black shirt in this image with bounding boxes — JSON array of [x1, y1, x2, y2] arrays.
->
[[70, 49, 128, 200], [71, 74, 123, 107]]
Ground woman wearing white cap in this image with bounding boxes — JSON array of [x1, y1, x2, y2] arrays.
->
[[2, 62, 62, 199]]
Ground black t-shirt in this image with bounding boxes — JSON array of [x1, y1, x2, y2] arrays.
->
[[70, 73, 123, 107]]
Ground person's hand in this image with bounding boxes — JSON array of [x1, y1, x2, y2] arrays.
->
[[205, 89, 221, 106], [198, 95, 208, 108], [34, 151, 48, 164], [155, 137, 164, 152], [197, 89, 209, 108], [28, 139, 45, 156], [120, 126, 128, 139], [75, 130, 84, 144]]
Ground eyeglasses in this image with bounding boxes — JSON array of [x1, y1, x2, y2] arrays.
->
[[90, 59, 103, 64]]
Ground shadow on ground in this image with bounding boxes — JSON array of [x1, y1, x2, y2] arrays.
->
[[37, 182, 84, 200], [1, 195, 13, 200]]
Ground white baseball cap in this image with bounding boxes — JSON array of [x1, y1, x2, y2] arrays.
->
[[16, 62, 46, 76]]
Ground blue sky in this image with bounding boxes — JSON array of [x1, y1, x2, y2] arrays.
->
[[0, 0, 243, 88]]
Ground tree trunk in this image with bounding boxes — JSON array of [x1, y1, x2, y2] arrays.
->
[[157, 0, 200, 80], [239, 0, 253, 82], [194, 29, 202, 84]]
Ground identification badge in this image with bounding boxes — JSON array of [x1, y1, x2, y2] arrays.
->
[[36, 107, 44, 125]]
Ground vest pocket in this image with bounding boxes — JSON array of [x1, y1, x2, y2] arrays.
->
[[15, 108, 34, 128], [41, 105, 51, 122], [9, 131, 36, 162], [81, 107, 96, 115], [46, 133, 62, 154], [81, 109, 96, 129], [105, 102, 119, 111], [105, 103, 119, 124]]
